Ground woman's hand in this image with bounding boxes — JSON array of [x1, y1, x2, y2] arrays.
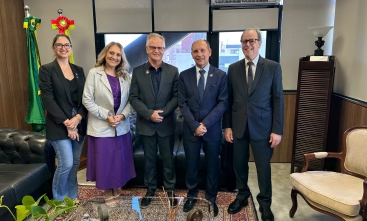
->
[[107, 116, 119, 127], [63, 115, 81, 130], [67, 128, 79, 141]]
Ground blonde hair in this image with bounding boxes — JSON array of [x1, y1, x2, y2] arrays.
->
[[95, 42, 130, 80]]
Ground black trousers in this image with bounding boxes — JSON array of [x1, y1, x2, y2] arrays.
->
[[233, 125, 274, 208], [183, 138, 221, 204], [141, 133, 176, 192]]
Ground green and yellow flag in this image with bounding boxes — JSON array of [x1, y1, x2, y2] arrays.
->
[[24, 16, 46, 132]]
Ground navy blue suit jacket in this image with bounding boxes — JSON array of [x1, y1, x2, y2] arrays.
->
[[178, 65, 228, 142], [222, 56, 284, 141]]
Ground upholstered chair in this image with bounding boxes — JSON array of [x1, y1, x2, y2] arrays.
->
[[290, 126, 367, 221]]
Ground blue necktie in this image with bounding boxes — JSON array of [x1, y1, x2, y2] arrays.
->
[[247, 62, 254, 94], [198, 69, 205, 101]]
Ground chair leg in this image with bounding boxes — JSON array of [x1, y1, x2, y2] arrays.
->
[[289, 188, 298, 218]]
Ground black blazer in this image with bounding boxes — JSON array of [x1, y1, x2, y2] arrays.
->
[[222, 56, 284, 141], [39, 59, 87, 140], [129, 62, 178, 137]]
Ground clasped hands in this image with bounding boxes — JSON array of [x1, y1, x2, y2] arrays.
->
[[150, 110, 164, 123], [194, 123, 207, 136], [107, 114, 125, 127], [64, 116, 81, 141]]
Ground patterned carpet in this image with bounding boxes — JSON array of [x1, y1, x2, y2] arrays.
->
[[65, 185, 258, 221]]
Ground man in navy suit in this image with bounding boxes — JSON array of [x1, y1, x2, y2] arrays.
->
[[178, 39, 228, 217], [223, 28, 284, 221]]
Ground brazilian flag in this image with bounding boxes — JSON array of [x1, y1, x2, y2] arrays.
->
[[24, 16, 45, 133]]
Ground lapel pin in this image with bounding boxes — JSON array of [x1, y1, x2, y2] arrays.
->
[[210, 74, 213, 77], [146, 70, 149, 74]]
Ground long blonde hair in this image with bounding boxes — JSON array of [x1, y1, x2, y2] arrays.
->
[[95, 42, 130, 80]]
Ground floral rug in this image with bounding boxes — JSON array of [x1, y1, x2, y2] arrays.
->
[[64, 186, 258, 221]]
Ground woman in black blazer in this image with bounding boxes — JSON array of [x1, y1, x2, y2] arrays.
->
[[39, 34, 87, 202]]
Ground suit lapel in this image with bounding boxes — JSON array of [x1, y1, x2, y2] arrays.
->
[[251, 56, 265, 94], [143, 63, 156, 98], [53, 60, 72, 104], [157, 63, 166, 98], [202, 66, 215, 102], [70, 64, 83, 107], [188, 67, 200, 103], [98, 67, 112, 93], [238, 59, 248, 95]]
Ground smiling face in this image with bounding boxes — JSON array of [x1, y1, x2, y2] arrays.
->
[[105, 44, 122, 69], [241, 30, 262, 61], [191, 40, 212, 69], [146, 36, 165, 64], [52, 36, 72, 59]]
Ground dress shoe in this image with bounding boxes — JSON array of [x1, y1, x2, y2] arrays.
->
[[227, 198, 249, 214], [183, 198, 197, 212], [212, 202, 219, 217], [259, 207, 274, 221], [167, 192, 177, 207], [140, 191, 155, 208]]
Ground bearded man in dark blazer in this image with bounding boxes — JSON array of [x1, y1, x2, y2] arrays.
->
[[223, 28, 284, 221], [129, 33, 178, 207]]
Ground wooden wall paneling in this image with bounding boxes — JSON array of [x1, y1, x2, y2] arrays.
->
[[0, 1, 9, 128], [325, 95, 367, 171], [0, 0, 31, 130]]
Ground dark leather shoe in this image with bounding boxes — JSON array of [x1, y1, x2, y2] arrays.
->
[[140, 191, 155, 208], [213, 202, 219, 217], [183, 198, 197, 212], [167, 192, 177, 207], [227, 198, 249, 214], [260, 207, 274, 221]]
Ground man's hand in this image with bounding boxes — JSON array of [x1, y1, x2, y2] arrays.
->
[[269, 133, 282, 148], [194, 123, 207, 136], [150, 110, 164, 123], [224, 128, 233, 143]]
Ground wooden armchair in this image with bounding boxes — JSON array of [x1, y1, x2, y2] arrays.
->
[[289, 126, 367, 221]]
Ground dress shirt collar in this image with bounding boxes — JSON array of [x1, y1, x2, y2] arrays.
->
[[245, 54, 259, 66], [195, 64, 210, 75]]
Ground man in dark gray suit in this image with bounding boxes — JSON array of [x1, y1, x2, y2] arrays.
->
[[129, 33, 178, 207], [223, 28, 284, 221]]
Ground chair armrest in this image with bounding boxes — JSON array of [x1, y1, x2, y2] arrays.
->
[[301, 152, 343, 172], [359, 177, 367, 219]]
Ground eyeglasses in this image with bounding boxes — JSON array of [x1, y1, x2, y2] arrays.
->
[[147, 46, 165, 51], [240, 39, 259, 45], [54, 43, 72, 49]]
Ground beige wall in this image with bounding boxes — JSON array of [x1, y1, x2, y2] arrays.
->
[[333, 0, 367, 102], [23, 0, 95, 74], [23, 0, 366, 103], [280, 0, 336, 90]]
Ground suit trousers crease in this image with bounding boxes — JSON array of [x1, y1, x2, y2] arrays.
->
[[141, 133, 176, 192], [233, 124, 273, 208], [183, 138, 220, 204]]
